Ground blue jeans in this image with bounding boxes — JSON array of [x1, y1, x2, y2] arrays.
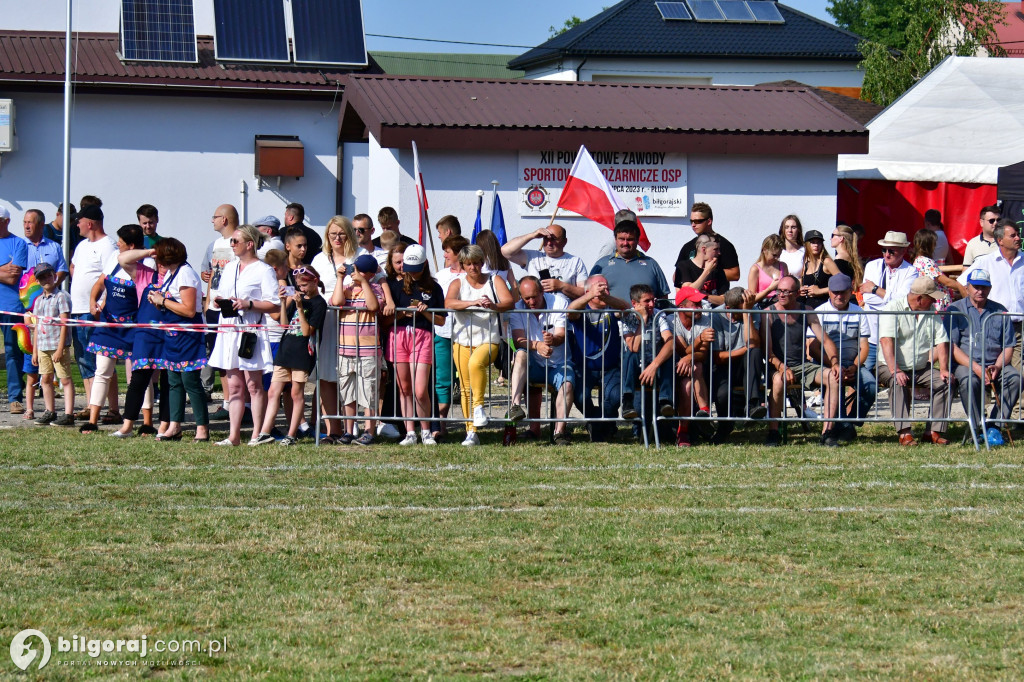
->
[[864, 343, 878, 372], [839, 366, 877, 420], [622, 348, 672, 414], [573, 365, 621, 420], [71, 312, 98, 380], [1, 313, 25, 403]]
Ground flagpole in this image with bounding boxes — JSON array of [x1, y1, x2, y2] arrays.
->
[[488, 180, 499, 231], [61, 0, 73, 289], [547, 207, 560, 227]]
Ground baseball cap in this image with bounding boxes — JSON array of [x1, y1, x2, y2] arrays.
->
[[403, 244, 427, 273], [77, 205, 104, 222], [966, 269, 992, 287], [804, 229, 824, 242], [674, 286, 706, 305], [910, 277, 939, 297], [828, 273, 852, 292], [34, 262, 56, 279], [354, 254, 379, 274]]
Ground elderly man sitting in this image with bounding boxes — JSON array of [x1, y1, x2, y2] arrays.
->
[[507, 276, 575, 445], [877, 277, 951, 446], [948, 269, 1022, 446]]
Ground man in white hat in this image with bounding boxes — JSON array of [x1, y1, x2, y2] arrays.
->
[[947, 268, 1021, 446], [877, 277, 951, 446], [860, 230, 919, 371]]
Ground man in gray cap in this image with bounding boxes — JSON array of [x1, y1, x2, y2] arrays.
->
[[877, 277, 951, 446], [254, 215, 285, 260], [948, 269, 1021, 446], [808, 272, 874, 441]]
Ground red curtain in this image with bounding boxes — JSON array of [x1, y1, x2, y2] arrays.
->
[[837, 179, 997, 262]]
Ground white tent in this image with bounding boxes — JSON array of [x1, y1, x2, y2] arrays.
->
[[838, 56, 1024, 184]]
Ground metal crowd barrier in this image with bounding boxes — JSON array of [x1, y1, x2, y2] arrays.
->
[[648, 306, 978, 449], [977, 312, 1024, 450]]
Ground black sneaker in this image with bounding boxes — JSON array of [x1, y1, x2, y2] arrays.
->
[[52, 413, 75, 427], [765, 430, 781, 447], [819, 430, 840, 448], [659, 401, 675, 417], [250, 433, 277, 446], [269, 427, 286, 440], [35, 410, 56, 425], [209, 407, 230, 421], [836, 423, 857, 444], [79, 422, 98, 433], [338, 433, 355, 445]]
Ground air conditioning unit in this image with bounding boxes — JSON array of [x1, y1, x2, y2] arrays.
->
[[0, 99, 14, 153]]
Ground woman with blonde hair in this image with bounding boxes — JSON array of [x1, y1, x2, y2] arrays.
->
[[778, 214, 805, 278], [747, 234, 789, 307], [208, 224, 279, 446], [830, 224, 864, 288], [310, 216, 359, 441], [445, 244, 514, 446], [798, 230, 838, 308]]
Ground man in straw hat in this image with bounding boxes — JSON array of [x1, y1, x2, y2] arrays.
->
[[860, 230, 918, 371], [877, 277, 951, 446]]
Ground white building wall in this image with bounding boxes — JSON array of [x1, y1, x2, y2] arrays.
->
[[352, 138, 838, 282], [527, 56, 864, 88], [0, 91, 340, 269]]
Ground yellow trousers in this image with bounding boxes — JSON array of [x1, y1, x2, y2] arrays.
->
[[453, 342, 499, 432]]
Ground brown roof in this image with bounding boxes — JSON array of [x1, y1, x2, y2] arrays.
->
[[0, 31, 372, 95], [339, 75, 868, 155], [758, 80, 883, 125]]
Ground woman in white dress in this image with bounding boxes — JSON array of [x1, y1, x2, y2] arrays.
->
[[778, 214, 805, 279], [310, 216, 357, 441], [209, 225, 280, 446]]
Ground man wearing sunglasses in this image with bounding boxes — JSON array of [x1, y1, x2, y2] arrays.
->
[[961, 205, 1001, 272], [860, 230, 919, 371], [352, 214, 389, 270], [675, 202, 741, 283]]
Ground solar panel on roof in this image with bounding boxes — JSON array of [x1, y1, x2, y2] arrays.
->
[[656, 2, 693, 20], [747, 0, 785, 23], [291, 0, 368, 66], [718, 1, 754, 21], [688, 0, 726, 21], [213, 0, 289, 62], [121, 0, 197, 62]]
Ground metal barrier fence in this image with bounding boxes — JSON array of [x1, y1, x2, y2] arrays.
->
[[647, 306, 977, 449], [977, 312, 1024, 450]]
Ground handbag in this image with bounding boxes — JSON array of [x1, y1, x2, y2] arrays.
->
[[238, 331, 258, 359]]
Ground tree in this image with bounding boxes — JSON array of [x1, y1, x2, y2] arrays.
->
[[549, 16, 585, 38], [827, 0, 1006, 107]]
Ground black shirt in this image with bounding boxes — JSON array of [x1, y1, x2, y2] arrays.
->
[[385, 277, 447, 331], [673, 257, 728, 296], [275, 295, 328, 373], [373, 232, 417, 249], [676, 233, 740, 279]]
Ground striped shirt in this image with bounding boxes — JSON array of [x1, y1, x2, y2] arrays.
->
[[338, 282, 383, 358]]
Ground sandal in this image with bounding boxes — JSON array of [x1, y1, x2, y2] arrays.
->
[[100, 411, 123, 425]]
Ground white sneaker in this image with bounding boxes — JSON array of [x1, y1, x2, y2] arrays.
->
[[420, 430, 437, 445], [399, 432, 418, 446], [462, 431, 480, 447], [377, 422, 401, 440], [472, 406, 489, 428]]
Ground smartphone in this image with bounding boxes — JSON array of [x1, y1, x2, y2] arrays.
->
[[345, 263, 354, 275], [282, 285, 296, 297], [539, 268, 552, 280], [215, 298, 238, 318], [410, 298, 422, 307]]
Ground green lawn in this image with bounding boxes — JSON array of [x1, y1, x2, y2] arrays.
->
[[2, 426, 1023, 679]]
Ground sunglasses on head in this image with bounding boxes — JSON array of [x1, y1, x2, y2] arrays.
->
[[292, 267, 317, 278]]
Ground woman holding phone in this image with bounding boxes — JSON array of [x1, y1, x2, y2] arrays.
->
[[310, 216, 358, 442], [208, 225, 280, 446]]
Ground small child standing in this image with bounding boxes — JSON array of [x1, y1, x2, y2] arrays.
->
[[31, 263, 75, 426], [253, 266, 327, 446], [333, 255, 387, 445]]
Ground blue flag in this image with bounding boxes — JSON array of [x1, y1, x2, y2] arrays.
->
[[491, 194, 507, 245], [471, 197, 483, 244]]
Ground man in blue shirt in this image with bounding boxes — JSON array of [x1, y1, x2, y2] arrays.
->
[[948, 269, 1021, 446], [23, 209, 68, 287], [589, 220, 670, 305], [0, 206, 29, 413]]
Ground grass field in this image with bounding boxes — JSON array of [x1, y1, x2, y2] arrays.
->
[[2, 424, 1023, 679]]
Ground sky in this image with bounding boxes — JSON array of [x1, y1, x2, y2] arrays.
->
[[362, 0, 836, 54]]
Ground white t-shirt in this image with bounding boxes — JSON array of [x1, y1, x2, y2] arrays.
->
[[203, 236, 235, 296], [70, 236, 117, 314], [521, 249, 589, 286], [435, 267, 464, 339], [164, 264, 205, 314], [509, 292, 569, 368], [780, 247, 805, 278], [257, 237, 286, 261]]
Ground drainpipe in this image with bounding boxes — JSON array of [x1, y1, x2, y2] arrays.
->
[[575, 57, 588, 82]]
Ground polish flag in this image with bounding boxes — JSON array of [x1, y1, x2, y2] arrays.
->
[[557, 145, 650, 250], [412, 141, 429, 246]]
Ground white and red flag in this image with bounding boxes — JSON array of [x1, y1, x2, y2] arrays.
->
[[556, 145, 651, 250], [412, 141, 429, 246]]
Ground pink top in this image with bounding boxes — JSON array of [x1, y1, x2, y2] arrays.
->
[[132, 263, 158, 306], [755, 261, 789, 297]]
